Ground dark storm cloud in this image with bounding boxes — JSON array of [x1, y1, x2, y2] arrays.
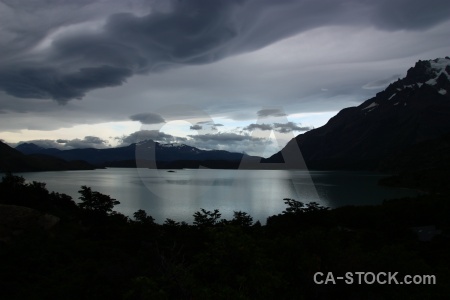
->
[[130, 112, 165, 124], [0, 0, 245, 102], [0, 66, 132, 102], [117, 130, 187, 145], [244, 122, 311, 133], [369, 0, 450, 31], [1, 0, 449, 103]]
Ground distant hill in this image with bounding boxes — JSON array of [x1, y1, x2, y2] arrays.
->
[[0, 141, 32, 172], [16, 140, 261, 168], [265, 57, 450, 170], [0, 141, 95, 172]]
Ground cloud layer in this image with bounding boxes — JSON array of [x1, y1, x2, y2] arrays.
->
[[1, 0, 449, 103], [17, 135, 109, 149], [117, 129, 187, 145], [130, 112, 165, 124]]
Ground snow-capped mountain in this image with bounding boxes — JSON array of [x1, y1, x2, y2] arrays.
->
[[16, 139, 256, 167], [359, 57, 449, 114], [265, 57, 450, 169]]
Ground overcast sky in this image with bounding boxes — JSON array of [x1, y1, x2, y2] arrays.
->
[[1, 0, 449, 156]]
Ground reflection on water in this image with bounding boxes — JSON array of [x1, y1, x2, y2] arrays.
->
[[164, 178, 235, 185], [17, 168, 420, 223]]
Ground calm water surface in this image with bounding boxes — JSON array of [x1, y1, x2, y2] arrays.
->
[[17, 168, 420, 223]]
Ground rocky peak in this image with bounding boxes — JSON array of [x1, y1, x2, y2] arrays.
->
[[363, 57, 449, 113], [404, 59, 434, 84], [265, 57, 450, 170]]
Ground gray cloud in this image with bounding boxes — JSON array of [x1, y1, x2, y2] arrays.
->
[[370, 0, 450, 31], [244, 123, 273, 131], [190, 122, 223, 131], [243, 122, 310, 133], [362, 74, 401, 90], [189, 132, 258, 143], [211, 123, 224, 131], [1, 0, 449, 103], [59, 136, 109, 148], [17, 139, 63, 149], [257, 109, 287, 118], [273, 122, 311, 133], [130, 112, 165, 124], [190, 124, 203, 130], [117, 129, 187, 145], [17, 135, 108, 149], [186, 132, 270, 154]]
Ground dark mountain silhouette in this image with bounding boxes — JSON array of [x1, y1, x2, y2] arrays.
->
[[265, 57, 450, 170], [378, 132, 450, 192], [16, 140, 261, 168], [0, 141, 94, 172], [16, 142, 137, 165], [380, 132, 450, 173]]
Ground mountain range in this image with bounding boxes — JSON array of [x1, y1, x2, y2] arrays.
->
[[14, 140, 258, 169], [0, 141, 94, 172]]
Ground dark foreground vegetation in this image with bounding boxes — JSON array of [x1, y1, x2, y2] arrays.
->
[[0, 173, 449, 299]]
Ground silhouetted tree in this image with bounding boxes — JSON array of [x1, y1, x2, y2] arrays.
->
[[164, 218, 181, 227], [78, 185, 120, 215], [193, 208, 221, 227], [303, 201, 329, 213], [231, 211, 253, 227], [282, 198, 304, 214], [133, 209, 155, 224], [0, 173, 26, 202], [0, 172, 25, 188]]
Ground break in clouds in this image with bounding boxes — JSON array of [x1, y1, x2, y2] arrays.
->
[[1, 0, 449, 103]]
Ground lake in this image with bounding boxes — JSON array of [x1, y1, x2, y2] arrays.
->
[[16, 168, 420, 223]]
